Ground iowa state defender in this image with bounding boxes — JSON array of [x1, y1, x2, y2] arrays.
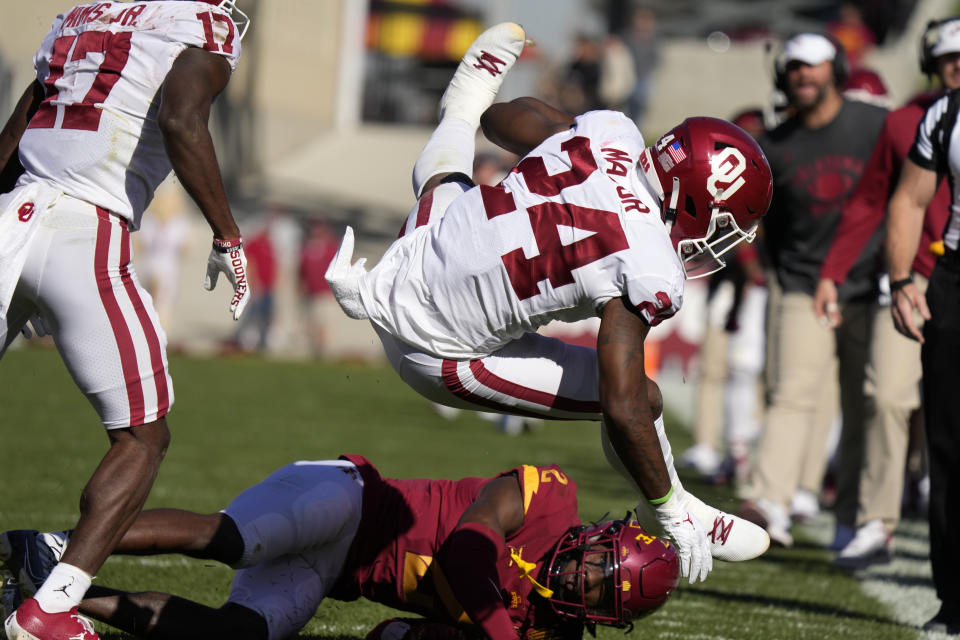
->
[[0, 456, 679, 640]]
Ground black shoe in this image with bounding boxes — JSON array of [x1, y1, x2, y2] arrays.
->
[[922, 605, 960, 635], [0, 568, 22, 622], [0, 529, 69, 596]]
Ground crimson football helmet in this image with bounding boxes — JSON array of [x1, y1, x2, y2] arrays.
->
[[199, 0, 251, 41], [544, 518, 679, 628], [640, 117, 773, 279]]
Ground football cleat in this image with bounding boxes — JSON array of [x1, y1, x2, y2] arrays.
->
[[828, 523, 856, 552], [0, 531, 69, 598], [832, 520, 892, 570], [4, 598, 97, 640], [438, 22, 527, 126], [679, 443, 724, 478], [789, 488, 820, 521], [1, 570, 22, 628], [737, 498, 793, 548], [680, 492, 771, 561]]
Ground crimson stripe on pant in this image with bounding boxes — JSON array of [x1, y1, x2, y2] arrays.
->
[[96, 209, 144, 424], [115, 217, 170, 420], [441, 359, 600, 419]]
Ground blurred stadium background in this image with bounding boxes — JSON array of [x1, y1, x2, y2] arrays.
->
[[4, 0, 956, 388], [1, 1, 955, 635]]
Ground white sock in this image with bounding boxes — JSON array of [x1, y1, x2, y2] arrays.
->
[[34, 563, 92, 614], [600, 413, 690, 527], [652, 413, 685, 497], [411, 116, 477, 198]]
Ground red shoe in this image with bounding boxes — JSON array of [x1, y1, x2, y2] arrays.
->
[[4, 598, 98, 640]]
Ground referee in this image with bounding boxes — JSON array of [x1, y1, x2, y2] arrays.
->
[[886, 21, 960, 633]]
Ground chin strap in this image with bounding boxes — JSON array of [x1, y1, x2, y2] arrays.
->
[[663, 176, 680, 233], [509, 549, 554, 598]]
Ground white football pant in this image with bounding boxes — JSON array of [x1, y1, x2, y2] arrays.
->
[[1, 191, 172, 428]]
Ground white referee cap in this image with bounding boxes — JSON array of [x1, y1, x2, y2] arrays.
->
[[932, 19, 960, 58]]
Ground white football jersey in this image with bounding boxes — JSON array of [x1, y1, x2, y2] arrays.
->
[[17, 1, 241, 228], [360, 110, 686, 359]]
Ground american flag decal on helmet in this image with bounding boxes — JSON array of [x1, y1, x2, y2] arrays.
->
[[667, 140, 687, 164]]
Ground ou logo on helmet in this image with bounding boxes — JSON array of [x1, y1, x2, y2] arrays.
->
[[707, 147, 746, 201]]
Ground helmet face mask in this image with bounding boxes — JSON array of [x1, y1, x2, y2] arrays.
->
[[547, 537, 619, 625], [676, 210, 758, 279], [545, 519, 679, 628], [640, 117, 772, 279]]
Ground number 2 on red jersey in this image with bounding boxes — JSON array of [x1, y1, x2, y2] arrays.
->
[[480, 136, 629, 301]]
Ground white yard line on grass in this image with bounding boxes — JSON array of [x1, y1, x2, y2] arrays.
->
[[858, 518, 946, 638], [796, 514, 945, 638]]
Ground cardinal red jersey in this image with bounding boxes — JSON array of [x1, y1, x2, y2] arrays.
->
[[17, 1, 241, 228], [331, 455, 581, 632]]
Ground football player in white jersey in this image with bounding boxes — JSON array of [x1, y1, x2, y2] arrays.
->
[[327, 23, 775, 586], [0, 2, 251, 638]]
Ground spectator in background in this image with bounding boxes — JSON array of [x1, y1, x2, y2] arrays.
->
[[681, 245, 769, 486], [135, 182, 192, 334], [814, 27, 959, 570], [738, 33, 887, 548], [298, 219, 340, 359], [556, 33, 603, 114], [842, 68, 891, 108], [885, 17, 960, 633], [681, 109, 769, 485], [621, 7, 659, 126], [471, 149, 514, 187], [233, 223, 277, 353], [827, 2, 876, 69], [598, 33, 636, 113]]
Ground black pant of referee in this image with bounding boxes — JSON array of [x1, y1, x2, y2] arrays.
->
[[922, 248, 960, 630]]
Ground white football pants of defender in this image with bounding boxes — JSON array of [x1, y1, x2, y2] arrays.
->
[[0, 189, 172, 428], [223, 460, 364, 640]]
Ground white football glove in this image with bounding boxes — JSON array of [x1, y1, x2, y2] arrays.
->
[[20, 313, 51, 339], [654, 492, 712, 583], [324, 226, 369, 320], [204, 238, 250, 321]]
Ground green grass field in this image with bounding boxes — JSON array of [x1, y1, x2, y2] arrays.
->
[[0, 346, 941, 639]]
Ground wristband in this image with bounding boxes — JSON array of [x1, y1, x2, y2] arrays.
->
[[889, 277, 913, 292], [212, 236, 243, 253], [649, 486, 674, 506]]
